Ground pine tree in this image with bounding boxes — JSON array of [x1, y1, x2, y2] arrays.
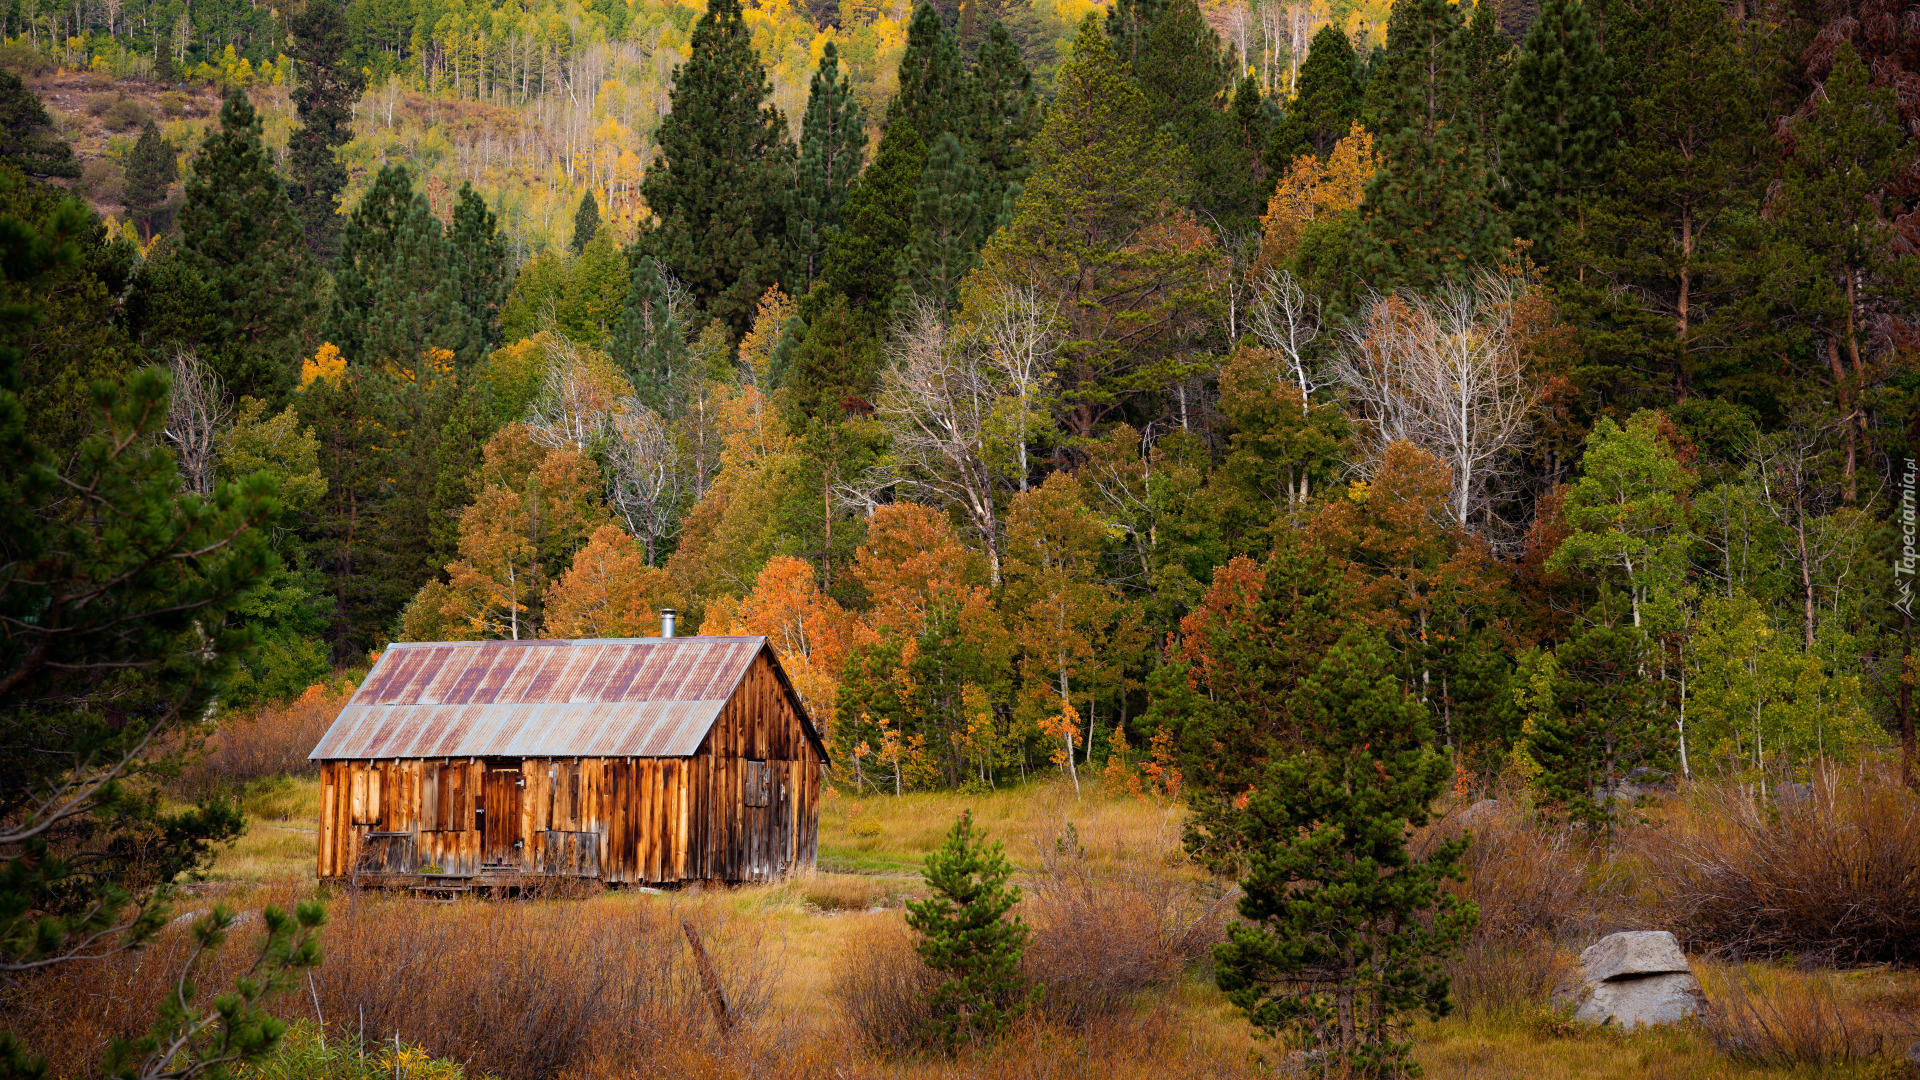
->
[[1215, 631, 1475, 1074], [327, 163, 476, 368], [639, 0, 794, 334], [1354, 0, 1508, 290], [610, 255, 691, 412], [178, 88, 319, 401], [286, 0, 363, 260], [1457, 0, 1512, 147], [571, 190, 601, 254], [896, 132, 988, 312], [970, 21, 1039, 222], [1525, 616, 1668, 830], [1268, 25, 1361, 165], [122, 119, 177, 240], [1132, 0, 1259, 225], [1560, 0, 1770, 407], [824, 121, 926, 325], [789, 41, 866, 289], [1496, 0, 1614, 263], [1105, 0, 1165, 69], [905, 811, 1033, 1050], [889, 2, 971, 146], [449, 182, 510, 351], [0, 69, 77, 179], [973, 15, 1197, 440]]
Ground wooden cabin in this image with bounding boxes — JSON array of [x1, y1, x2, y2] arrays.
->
[[308, 635, 828, 890]]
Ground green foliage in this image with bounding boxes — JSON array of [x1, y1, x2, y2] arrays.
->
[[1215, 631, 1474, 1075], [1129, 0, 1260, 227], [1270, 25, 1361, 166], [329, 164, 481, 368], [1546, 411, 1696, 633], [123, 121, 179, 236], [609, 255, 693, 412], [0, 68, 76, 179], [789, 41, 865, 289], [286, 0, 364, 260], [178, 89, 320, 402], [639, 0, 794, 334], [1355, 0, 1508, 290], [1496, 0, 1614, 263], [969, 22, 1040, 225], [896, 133, 989, 313], [570, 190, 601, 254], [889, 2, 971, 147], [823, 121, 925, 326], [1523, 612, 1669, 828], [0, 190, 300, 1078], [448, 183, 511, 352], [905, 811, 1033, 1050]]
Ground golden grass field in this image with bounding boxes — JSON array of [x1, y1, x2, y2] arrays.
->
[[80, 774, 1904, 1080]]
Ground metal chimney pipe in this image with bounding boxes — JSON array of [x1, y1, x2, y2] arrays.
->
[[660, 609, 676, 639]]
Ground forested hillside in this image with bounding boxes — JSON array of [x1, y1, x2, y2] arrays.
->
[[4, 0, 1918, 815]]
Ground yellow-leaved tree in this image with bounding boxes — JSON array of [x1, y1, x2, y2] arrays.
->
[[1257, 121, 1376, 270]]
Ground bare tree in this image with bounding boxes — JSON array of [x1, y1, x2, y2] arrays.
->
[[870, 302, 1007, 584], [1330, 277, 1540, 532], [605, 402, 683, 566], [972, 284, 1060, 494], [163, 349, 228, 498], [1246, 267, 1323, 410], [526, 338, 620, 452]]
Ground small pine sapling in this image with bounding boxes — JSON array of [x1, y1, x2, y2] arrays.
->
[[905, 811, 1034, 1050], [1215, 631, 1477, 1076]]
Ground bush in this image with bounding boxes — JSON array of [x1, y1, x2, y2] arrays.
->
[[830, 917, 941, 1056], [85, 91, 117, 116], [0, 41, 53, 75], [1021, 825, 1229, 1025], [175, 681, 353, 798], [1632, 761, 1920, 964], [101, 95, 150, 132]]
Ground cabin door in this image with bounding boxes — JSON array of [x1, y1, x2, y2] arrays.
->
[[482, 763, 523, 867]]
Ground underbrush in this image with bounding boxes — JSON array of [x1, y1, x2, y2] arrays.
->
[[174, 681, 354, 799], [1630, 762, 1920, 964], [1696, 962, 1920, 1068]]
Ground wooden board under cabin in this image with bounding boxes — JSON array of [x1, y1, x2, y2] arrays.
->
[[314, 647, 826, 884]]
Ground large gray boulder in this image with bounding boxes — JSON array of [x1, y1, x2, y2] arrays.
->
[[1560, 931, 1704, 1030]]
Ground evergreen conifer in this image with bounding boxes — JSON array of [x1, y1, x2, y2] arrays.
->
[[889, 3, 971, 146], [1496, 0, 1613, 263], [286, 0, 363, 260], [1354, 0, 1508, 290], [1268, 25, 1361, 165], [639, 0, 794, 334], [905, 811, 1033, 1050], [449, 182, 511, 351], [571, 190, 601, 254], [178, 88, 319, 400], [327, 163, 476, 368], [824, 121, 926, 325], [970, 22, 1040, 224], [896, 132, 988, 312], [790, 41, 866, 289], [1215, 631, 1475, 1074], [122, 119, 177, 240], [0, 69, 77, 179], [1133, 0, 1258, 225], [610, 255, 691, 411]]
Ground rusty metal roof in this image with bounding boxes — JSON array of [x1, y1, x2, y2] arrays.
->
[[309, 637, 823, 761]]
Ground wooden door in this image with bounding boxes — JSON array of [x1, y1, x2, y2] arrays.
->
[[744, 760, 771, 881], [482, 763, 523, 866]]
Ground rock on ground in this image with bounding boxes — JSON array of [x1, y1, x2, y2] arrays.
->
[[1557, 930, 1705, 1031]]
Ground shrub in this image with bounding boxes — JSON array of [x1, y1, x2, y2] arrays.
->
[[175, 682, 353, 798], [830, 917, 941, 1055], [0, 41, 53, 75], [1021, 825, 1230, 1025], [101, 95, 148, 131], [1632, 761, 1920, 964], [906, 811, 1034, 1051], [1697, 962, 1915, 1067]]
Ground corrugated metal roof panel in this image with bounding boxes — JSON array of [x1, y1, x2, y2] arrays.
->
[[310, 637, 770, 760]]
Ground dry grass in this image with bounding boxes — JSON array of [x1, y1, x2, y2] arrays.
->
[[1629, 762, 1920, 964], [819, 778, 1191, 874], [1695, 962, 1920, 1069]]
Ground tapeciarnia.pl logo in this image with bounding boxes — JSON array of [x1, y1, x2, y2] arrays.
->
[[1898, 458, 1916, 618]]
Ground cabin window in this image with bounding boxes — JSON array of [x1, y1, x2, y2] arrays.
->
[[745, 760, 770, 807]]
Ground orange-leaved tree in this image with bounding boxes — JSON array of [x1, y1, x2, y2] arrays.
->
[[706, 554, 854, 741], [543, 523, 678, 638], [1256, 120, 1375, 270]]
